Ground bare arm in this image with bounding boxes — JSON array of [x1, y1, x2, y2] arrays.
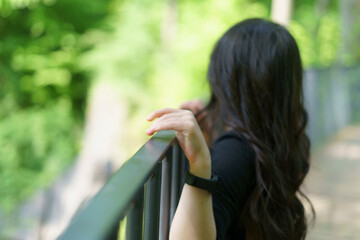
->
[[146, 108, 216, 240], [169, 181, 216, 240]]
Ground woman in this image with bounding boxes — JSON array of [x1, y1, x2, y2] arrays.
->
[[146, 18, 314, 240]]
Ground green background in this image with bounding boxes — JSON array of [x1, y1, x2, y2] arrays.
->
[[0, 0, 358, 221]]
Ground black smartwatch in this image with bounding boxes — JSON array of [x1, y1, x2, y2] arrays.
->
[[184, 170, 218, 193]]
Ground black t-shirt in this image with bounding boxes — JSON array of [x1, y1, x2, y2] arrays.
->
[[210, 131, 255, 240]]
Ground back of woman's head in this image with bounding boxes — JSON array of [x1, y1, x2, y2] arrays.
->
[[206, 18, 313, 239]]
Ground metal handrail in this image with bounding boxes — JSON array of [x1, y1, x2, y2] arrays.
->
[[58, 130, 187, 240]]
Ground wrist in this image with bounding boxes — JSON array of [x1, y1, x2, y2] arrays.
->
[[189, 153, 211, 179], [184, 170, 218, 193]]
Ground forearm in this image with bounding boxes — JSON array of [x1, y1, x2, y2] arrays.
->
[[169, 184, 216, 240], [169, 157, 216, 239]]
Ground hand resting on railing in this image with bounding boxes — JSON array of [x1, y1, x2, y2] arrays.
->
[[146, 108, 216, 240]]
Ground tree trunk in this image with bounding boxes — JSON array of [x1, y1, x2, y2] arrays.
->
[[161, 0, 178, 51], [271, 0, 293, 27]]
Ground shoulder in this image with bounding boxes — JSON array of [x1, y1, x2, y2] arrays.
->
[[211, 130, 249, 151], [211, 130, 254, 167]]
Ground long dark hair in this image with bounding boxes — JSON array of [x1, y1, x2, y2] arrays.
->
[[203, 18, 314, 239]]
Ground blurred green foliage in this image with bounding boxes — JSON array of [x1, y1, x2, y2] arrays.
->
[[0, 0, 359, 216], [0, 0, 113, 213], [0, 100, 79, 212], [290, 0, 341, 67]]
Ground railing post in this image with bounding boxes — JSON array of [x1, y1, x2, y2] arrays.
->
[[169, 143, 181, 225], [159, 147, 172, 240], [179, 150, 188, 191], [126, 186, 144, 240], [143, 162, 162, 240]]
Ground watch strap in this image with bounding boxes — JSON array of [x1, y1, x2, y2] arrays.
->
[[184, 170, 218, 193]]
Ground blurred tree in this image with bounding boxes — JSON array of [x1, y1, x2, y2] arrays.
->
[[290, 0, 341, 67], [0, 0, 113, 215], [339, 0, 360, 65]]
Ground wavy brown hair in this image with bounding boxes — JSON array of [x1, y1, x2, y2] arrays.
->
[[202, 18, 314, 239]]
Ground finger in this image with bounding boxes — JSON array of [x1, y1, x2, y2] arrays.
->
[[149, 112, 184, 129], [147, 108, 180, 121], [146, 111, 196, 135], [148, 111, 192, 130], [179, 100, 203, 113], [179, 101, 193, 110], [146, 117, 187, 135]]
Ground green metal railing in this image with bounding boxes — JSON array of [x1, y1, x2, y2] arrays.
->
[[58, 130, 187, 240]]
